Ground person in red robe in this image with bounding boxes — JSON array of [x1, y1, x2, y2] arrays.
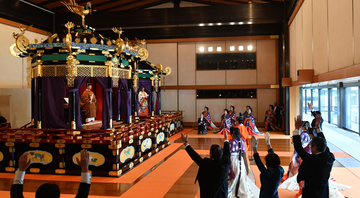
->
[[80, 83, 97, 123]]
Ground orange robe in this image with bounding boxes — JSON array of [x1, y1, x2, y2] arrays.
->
[[80, 90, 97, 118]]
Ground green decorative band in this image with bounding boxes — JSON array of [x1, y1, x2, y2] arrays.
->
[[77, 54, 106, 62], [138, 73, 152, 78], [42, 54, 69, 61], [122, 60, 129, 66]]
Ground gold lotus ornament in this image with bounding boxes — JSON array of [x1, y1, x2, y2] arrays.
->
[[65, 22, 75, 53]]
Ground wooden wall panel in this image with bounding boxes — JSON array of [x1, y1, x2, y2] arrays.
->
[[257, 40, 276, 84], [290, 22, 297, 80], [196, 99, 226, 122], [226, 99, 258, 120], [354, 0, 360, 64], [179, 90, 196, 122], [226, 70, 257, 85], [196, 70, 226, 85], [312, 0, 329, 75], [302, 0, 313, 69], [160, 90, 178, 111], [147, 43, 178, 86], [328, 0, 353, 71], [257, 89, 276, 123], [295, 9, 303, 77], [178, 43, 196, 85]]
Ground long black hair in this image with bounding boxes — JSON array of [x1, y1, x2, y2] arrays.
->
[[230, 127, 242, 196]]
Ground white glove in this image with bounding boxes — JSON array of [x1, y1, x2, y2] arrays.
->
[[251, 135, 258, 149], [265, 132, 271, 145]]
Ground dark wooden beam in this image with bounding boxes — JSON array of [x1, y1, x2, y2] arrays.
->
[[0, 0, 54, 32], [70, 23, 282, 40], [124, 0, 172, 11], [56, 2, 283, 29]]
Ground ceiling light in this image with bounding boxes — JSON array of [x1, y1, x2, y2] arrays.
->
[[238, 22, 244, 25], [199, 23, 204, 26], [209, 23, 213, 26], [217, 23, 222, 25], [199, 47, 204, 52], [247, 21, 252, 24], [230, 46, 235, 51], [208, 46, 213, 52], [239, 46, 244, 51], [247, 45, 253, 51], [217, 46, 222, 52], [230, 22, 235, 25]]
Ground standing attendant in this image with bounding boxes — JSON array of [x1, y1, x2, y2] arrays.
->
[[198, 113, 208, 134], [293, 115, 335, 198], [138, 87, 149, 116], [80, 83, 97, 123], [181, 131, 230, 198]]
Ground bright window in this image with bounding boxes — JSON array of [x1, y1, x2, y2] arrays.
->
[[320, 89, 329, 121], [345, 87, 359, 132], [312, 89, 319, 111], [330, 88, 338, 125]]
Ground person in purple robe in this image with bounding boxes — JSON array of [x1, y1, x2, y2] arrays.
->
[[243, 106, 263, 135], [216, 109, 232, 135], [202, 106, 217, 130], [229, 105, 237, 127]]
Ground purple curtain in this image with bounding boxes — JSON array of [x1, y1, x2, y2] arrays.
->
[[94, 77, 112, 129], [119, 79, 129, 123], [41, 77, 67, 128], [34, 78, 39, 127], [127, 91, 132, 123], [157, 88, 161, 115], [68, 77, 89, 129], [136, 79, 153, 115]]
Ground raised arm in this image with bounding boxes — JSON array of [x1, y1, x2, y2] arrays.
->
[[182, 133, 203, 166], [222, 129, 230, 161], [252, 135, 274, 178], [11, 152, 32, 198], [293, 115, 311, 161], [75, 149, 91, 198]]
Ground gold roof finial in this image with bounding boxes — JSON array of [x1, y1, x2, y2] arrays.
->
[[62, 0, 92, 28]]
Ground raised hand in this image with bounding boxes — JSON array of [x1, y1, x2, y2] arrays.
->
[[18, 152, 32, 171], [251, 135, 258, 149], [181, 133, 188, 143], [76, 149, 90, 173], [265, 132, 271, 146], [307, 103, 313, 110], [294, 115, 302, 130]]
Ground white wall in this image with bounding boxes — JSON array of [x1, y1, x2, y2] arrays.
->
[[0, 23, 44, 128], [152, 39, 278, 123]]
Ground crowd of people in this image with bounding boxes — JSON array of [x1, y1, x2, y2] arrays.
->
[[199, 103, 284, 136], [186, 103, 348, 198], [9, 103, 348, 198]]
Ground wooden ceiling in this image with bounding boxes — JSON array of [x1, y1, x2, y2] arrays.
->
[[26, 0, 284, 13]]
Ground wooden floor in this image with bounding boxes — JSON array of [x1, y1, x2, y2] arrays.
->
[[0, 127, 358, 198]]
